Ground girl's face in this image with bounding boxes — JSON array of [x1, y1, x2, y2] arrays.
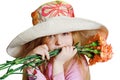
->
[[44, 32, 73, 51]]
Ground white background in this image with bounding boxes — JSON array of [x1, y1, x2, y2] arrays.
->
[[0, 0, 120, 80]]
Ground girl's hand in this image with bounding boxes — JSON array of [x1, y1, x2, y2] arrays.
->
[[54, 46, 77, 65], [28, 44, 50, 60]]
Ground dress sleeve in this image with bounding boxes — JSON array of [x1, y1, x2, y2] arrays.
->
[[27, 67, 46, 80]]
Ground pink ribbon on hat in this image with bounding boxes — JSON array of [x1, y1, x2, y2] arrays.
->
[[41, 1, 74, 17]]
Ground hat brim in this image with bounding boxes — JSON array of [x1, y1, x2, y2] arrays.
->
[[7, 16, 106, 58]]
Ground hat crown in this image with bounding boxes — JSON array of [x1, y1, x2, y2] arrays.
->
[[31, 1, 74, 25]]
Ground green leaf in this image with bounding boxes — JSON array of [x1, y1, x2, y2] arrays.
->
[[90, 41, 99, 46], [93, 50, 101, 54]]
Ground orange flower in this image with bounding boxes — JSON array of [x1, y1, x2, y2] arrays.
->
[[87, 33, 101, 44], [87, 33, 113, 65], [98, 35, 113, 62], [89, 55, 102, 65], [100, 43, 113, 62]]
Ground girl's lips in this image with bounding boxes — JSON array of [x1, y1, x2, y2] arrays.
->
[[55, 45, 73, 49], [49, 45, 73, 51]]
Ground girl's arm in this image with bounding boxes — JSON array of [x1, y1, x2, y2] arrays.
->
[[52, 61, 65, 80], [26, 44, 50, 80], [52, 46, 77, 80]]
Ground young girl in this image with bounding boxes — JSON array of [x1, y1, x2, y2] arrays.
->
[[6, 1, 108, 80]]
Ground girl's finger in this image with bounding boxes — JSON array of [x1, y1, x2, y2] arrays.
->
[[73, 48, 77, 54], [44, 50, 50, 60], [42, 54, 45, 60], [45, 52, 50, 60], [42, 44, 49, 51]]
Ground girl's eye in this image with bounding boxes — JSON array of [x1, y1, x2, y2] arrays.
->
[[48, 35, 54, 38], [62, 32, 69, 36]]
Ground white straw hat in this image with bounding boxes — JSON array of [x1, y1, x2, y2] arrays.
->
[[7, 1, 108, 58]]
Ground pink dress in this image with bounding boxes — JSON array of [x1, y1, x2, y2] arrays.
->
[[27, 60, 84, 80]]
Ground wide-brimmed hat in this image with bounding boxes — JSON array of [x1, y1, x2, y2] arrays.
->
[[7, 1, 108, 58]]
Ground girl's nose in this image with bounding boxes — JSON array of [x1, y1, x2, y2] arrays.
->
[[55, 35, 62, 45]]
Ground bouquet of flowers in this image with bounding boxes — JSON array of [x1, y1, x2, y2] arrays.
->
[[0, 33, 113, 79]]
